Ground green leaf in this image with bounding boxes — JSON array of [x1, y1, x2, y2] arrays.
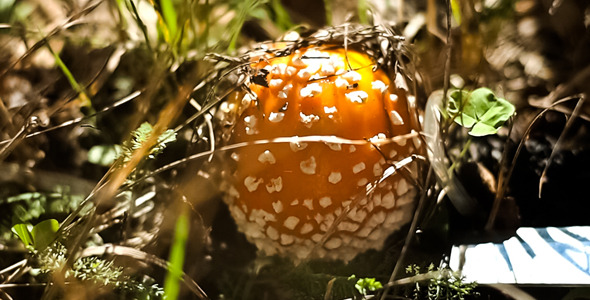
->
[[354, 277, 383, 296], [31, 219, 59, 250], [447, 87, 515, 136], [135, 122, 154, 143], [451, 0, 462, 25], [163, 211, 189, 300], [478, 97, 515, 127], [468, 88, 499, 119], [47, 43, 93, 109], [469, 122, 498, 137], [11, 223, 33, 247], [160, 0, 178, 41], [448, 90, 477, 128], [269, 0, 294, 30], [88, 144, 121, 166]]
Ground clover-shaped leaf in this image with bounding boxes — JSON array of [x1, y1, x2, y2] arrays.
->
[[447, 87, 515, 136]]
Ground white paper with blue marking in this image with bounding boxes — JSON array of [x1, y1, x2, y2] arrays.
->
[[449, 227, 590, 284]]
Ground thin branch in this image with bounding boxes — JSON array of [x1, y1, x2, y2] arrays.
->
[[538, 94, 586, 197], [380, 168, 434, 300], [485, 95, 583, 230], [126, 133, 421, 190], [0, 91, 141, 147]]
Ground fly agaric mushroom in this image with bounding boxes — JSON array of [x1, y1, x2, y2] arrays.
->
[[218, 34, 422, 262]]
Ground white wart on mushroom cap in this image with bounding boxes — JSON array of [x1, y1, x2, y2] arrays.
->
[[221, 45, 421, 262]]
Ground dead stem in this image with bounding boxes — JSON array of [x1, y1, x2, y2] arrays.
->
[[538, 94, 586, 198], [380, 168, 434, 299], [485, 95, 584, 230]]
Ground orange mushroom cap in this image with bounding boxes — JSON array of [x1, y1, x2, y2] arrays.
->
[[220, 44, 422, 262]]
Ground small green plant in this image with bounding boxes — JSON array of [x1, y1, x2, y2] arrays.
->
[[0, 187, 86, 243], [405, 264, 478, 300], [71, 256, 124, 286], [88, 122, 176, 169], [119, 121, 177, 163], [12, 233, 164, 299], [350, 275, 383, 297], [50, 244, 164, 298], [47, 43, 93, 110], [447, 87, 515, 137], [11, 219, 59, 251]]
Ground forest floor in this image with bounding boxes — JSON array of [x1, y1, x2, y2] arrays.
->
[[1, 0, 590, 299]]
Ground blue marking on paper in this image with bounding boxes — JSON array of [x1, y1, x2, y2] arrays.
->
[[450, 227, 590, 284]]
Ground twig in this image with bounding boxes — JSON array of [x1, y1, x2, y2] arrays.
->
[[380, 168, 434, 299], [485, 95, 583, 230], [0, 116, 40, 162], [125, 133, 421, 190], [538, 94, 586, 197], [0, 259, 27, 283], [441, 0, 452, 106]]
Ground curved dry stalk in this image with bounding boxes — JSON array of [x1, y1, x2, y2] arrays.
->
[[485, 95, 584, 230], [126, 133, 422, 191], [380, 168, 434, 300], [0, 259, 27, 284], [0, 286, 14, 300], [441, 0, 452, 105], [0, 116, 42, 162], [538, 94, 586, 197], [423, 90, 481, 216]]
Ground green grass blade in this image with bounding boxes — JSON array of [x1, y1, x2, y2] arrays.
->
[[160, 0, 178, 42], [324, 0, 332, 26], [451, 0, 462, 25], [228, 0, 262, 52], [47, 44, 92, 109], [358, 0, 368, 24], [270, 0, 293, 31], [163, 210, 190, 300]]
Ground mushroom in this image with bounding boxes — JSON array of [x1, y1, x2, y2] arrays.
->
[[221, 45, 422, 262]]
